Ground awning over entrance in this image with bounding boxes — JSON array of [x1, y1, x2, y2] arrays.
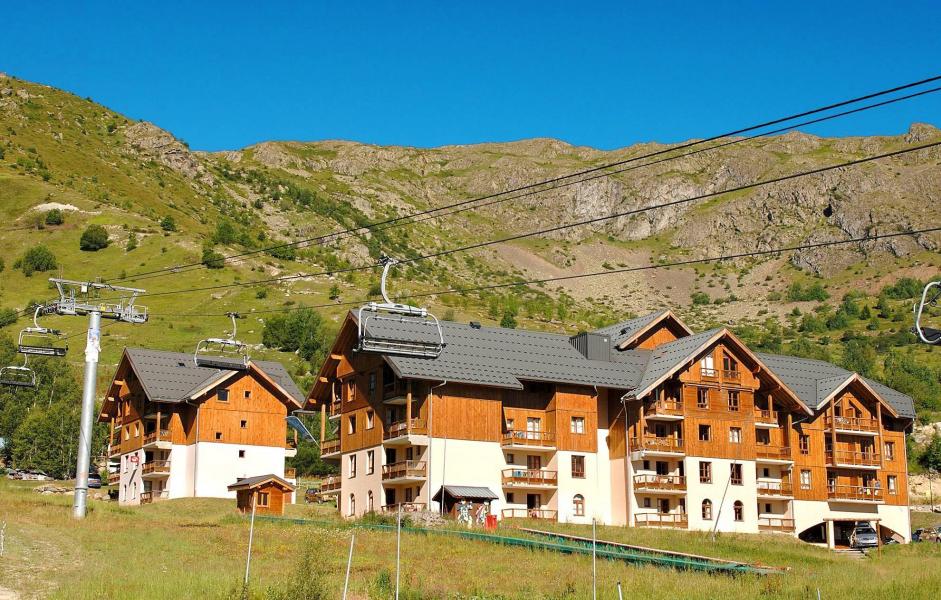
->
[[432, 485, 499, 503]]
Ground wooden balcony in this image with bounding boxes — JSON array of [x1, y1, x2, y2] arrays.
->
[[826, 449, 881, 468], [327, 400, 342, 419], [755, 445, 792, 463], [634, 512, 688, 528], [633, 474, 687, 493], [722, 369, 741, 382], [756, 481, 793, 497], [828, 484, 884, 503], [382, 460, 427, 483], [630, 436, 684, 455], [284, 468, 296, 480], [319, 474, 341, 492], [645, 400, 684, 421], [107, 472, 120, 485], [502, 468, 558, 488], [140, 490, 168, 505], [381, 502, 426, 514], [501, 508, 558, 520], [142, 429, 171, 449], [754, 409, 779, 427], [320, 438, 341, 457], [142, 460, 171, 478], [285, 437, 298, 458], [825, 416, 879, 435], [758, 517, 795, 532], [501, 430, 556, 450], [384, 419, 428, 445], [700, 367, 719, 381], [108, 444, 122, 458]]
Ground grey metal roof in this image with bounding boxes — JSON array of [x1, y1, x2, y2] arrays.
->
[[632, 329, 723, 395], [432, 485, 499, 501], [123, 348, 303, 406], [756, 353, 916, 419], [227, 473, 295, 491], [593, 310, 670, 347], [361, 312, 644, 391]]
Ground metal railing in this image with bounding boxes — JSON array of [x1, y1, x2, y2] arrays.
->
[[827, 484, 884, 502], [755, 446, 792, 460], [633, 474, 687, 491], [826, 449, 881, 467], [758, 517, 795, 531], [502, 469, 558, 486], [825, 415, 879, 433], [384, 418, 428, 439], [501, 430, 556, 447], [143, 429, 170, 445], [756, 481, 793, 496], [630, 436, 684, 453], [142, 460, 171, 475], [502, 508, 558, 520], [634, 512, 688, 528], [381, 502, 426, 513], [320, 438, 341, 455], [382, 460, 427, 480]]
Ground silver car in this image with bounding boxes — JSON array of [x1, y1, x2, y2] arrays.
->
[[850, 523, 879, 548]]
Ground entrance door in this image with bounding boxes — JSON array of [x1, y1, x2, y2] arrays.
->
[[385, 448, 397, 464], [655, 461, 669, 475], [385, 488, 396, 506], [527, 455, 542, 471], [658, 498, 670, 514], [526, 417, 541, 440], [526, 493, 541, 509]]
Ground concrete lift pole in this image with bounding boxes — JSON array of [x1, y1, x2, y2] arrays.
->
[[48, 278, 148, 519]]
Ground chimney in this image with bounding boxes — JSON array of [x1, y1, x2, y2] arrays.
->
[[569, 332, 611, 361]]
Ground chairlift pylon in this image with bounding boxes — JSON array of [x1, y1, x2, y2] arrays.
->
[[356, 256, 444, 358], [913, 280, 941, 344], [194, 311, 250, 369], [17, 305, 68, 357], [0, 354, 37, 389]]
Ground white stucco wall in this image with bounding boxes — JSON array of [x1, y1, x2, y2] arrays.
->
[[557, 448, 608, 525], [685, 457, 759, 534], [342, 446, 384, 517], [429, 438, 506, 515], [193, 442, 286, 498], [118, 449, 145, 505], [166, 444, 196, 499]]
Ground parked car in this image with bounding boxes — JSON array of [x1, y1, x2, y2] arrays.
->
[[913, 527, 941, 543], [849, 523, 879, 548], [304, 487, 319, 504], [88, 470, 102, 489]]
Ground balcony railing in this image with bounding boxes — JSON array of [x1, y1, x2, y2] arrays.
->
[[758, 517, 795, 532], [107, 472, 120, 485], [502, 469, 558, 487], [320, 438, 340, 456], [381, 502, 426, 514], [828, 484, 884, 502], [142, 460, 171, 476], [384, 418, 428, 440], [633, 474, 687, 491], [139, 490, 168, 505], [826, 449, 881, 467], [501, 430, 556, 448], [700, 367, 719, 380], [382, 460, 427, 481], [284, 468, 296, 480], [319, 475, 341, 492], [756, 481, 793, 496], [328, 401, 342, 418], [143, 429, 170, 446], [634, 512, 688, 528], [755, 446, 792, 461], [646, 399, 684, 417], [825, 415, 879, 433], [755, 409, 778, 425], [108, 444, 122, 458], [722, 369, 741, 382], [501, 508, 558, 520], [630, 436, 684, 453]]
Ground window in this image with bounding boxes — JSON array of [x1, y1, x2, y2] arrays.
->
[[506, 418, 515, 431], [756, 429, 770, 445], [888, 475, 897, 494], [729, 427, 742, 444], [884, 441, 895, 461], [348, 455, 357, 478], [570, 416, 585, 434], [698, 424, 711, 441], [643, 497, 651, 508], [367, 490, 374, 512], [240, 420, 247, 429], [134, 423, 140, 437], [348, 494, 356, 516], [367, 450, 375, 475], [345, 379, 355, 402], [573, 494, 585, 517], [405, 487, 413, 502], [699, 461, 712, 484], [701, 354, 716, 375], [800, 469, 812, 490], [762, 467, 770, 478], [238, 449, 245, 458], [799, 434, 810, 455], [730, 464, 743, 485], [366, 410, 375, 430], [368, 372, 377, 402], [764, 503, 772, 514], [244, 390, 251, 399], [571, 455, 585, 479], [722, 353, 738, 373], [701, 499, 713, 520], [217, 389, 229, 403], [348, 415, 357, 434], [506, 492, 515, 503], [697, 388, 709, 409], [727, 391, 740, 412], [642, 460, 650, 471], [526, 417, 542, 435], [506, 453, 515, 464], [733, 501, 744, 522], [256, 492, 269, 507], [124, 427, 130, 440], [215, 431, 223, 441]]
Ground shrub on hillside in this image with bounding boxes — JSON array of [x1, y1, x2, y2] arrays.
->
[[262, 308, 329, 366], [15, 245, 58, 276], [79, 224, 109, 251], [0, 308, 18, 329], [786, 281, 829, 302], [881, 277, 923, 300], [500, 310, 518, 329], [201, 245, 225, 269], [160, 215, 177, 232], [44, 209, 64, 226], [691, 291, 711, 305], [266, 243, 296, 261], [125, 232, 138, 252]]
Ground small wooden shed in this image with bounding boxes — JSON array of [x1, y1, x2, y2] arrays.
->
[[228, 474, 296, 516]]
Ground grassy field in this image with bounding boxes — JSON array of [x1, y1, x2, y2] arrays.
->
[[2, 479, 940, 599]]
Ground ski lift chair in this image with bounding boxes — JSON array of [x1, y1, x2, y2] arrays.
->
[[914, 281, 941, 344], [356, 257, 445, 359], [17, 306, 68, 357], [0, 355, 36, 388], [194, 312, 250, 369]]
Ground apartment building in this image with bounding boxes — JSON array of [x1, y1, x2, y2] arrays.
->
[[100, 348, 304, 505], [307, 309, 915, 546]]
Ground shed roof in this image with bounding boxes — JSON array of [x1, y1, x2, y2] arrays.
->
[[432, 485, 499, 501], [227, 474, 296, 491]]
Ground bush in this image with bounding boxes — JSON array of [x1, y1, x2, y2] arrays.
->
[[787, 281, 829, 302], [266, 243, 296, 261], [691, 291, 711, 305], [160, 215, 177, 232], [255, 288, 268, 300], [202, 246, 225, 269], [881, 277, 923, 300], [0, 308, 18, 329], [500, 310, 518, 329], [44, 209, 64, 225], [125, 232, 138, 252], [262, 309, 329, 365], [79, 224, 109, 251], [17, 245, 58, 276], [920, 436, 941, 472]]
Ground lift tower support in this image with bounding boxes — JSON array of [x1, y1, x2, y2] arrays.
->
[[48, 279, 148, 519]]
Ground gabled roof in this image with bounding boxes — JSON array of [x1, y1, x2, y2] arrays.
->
[[227, 473, 295, 492], [432, 485, 499, 501], [593, 309, 692, 349], [756, 353, 915, 419], [117, 348, 303, 406]]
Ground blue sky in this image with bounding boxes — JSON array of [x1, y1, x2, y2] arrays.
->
[[4, 1, 940, 151]]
